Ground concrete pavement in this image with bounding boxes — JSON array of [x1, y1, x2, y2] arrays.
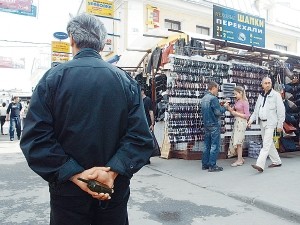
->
[[1, 132, 300, 224], [147, 153, 300, 223], [152, 121, 300, 223]]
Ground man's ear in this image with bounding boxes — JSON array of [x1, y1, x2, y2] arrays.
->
[[69, 34, 75, 47]]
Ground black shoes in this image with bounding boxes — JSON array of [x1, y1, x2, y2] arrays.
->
[[268, 163, 282, 168], [202, 166, 209, 170], [17, 136, 20, 140], [208, 166, 223, 172], [251, 164, 263, 172]]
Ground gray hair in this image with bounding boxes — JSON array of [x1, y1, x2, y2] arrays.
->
[[261, 76, 272, 84], [67, 13, 107, 52]]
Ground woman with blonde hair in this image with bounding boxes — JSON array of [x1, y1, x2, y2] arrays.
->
[[228, 86, 250, 166]]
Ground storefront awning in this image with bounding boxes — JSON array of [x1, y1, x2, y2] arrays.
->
[[116, 28, 186, 70], [127, 28, 180, 52], [115, 50, 148, 69]]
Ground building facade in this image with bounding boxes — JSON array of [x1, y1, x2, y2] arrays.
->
[[77, 0, 300, 56]]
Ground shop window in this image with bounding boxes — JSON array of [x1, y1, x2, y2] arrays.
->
[[196, 25, 210, 35], [275, 44, 287, 51], [165, 19, 181, 30]]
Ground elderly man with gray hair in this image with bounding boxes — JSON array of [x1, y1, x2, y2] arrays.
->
[[247, 77, 285, 173], [20, 13, 153, 225]]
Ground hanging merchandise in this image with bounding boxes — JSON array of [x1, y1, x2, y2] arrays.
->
[[222, 83, 236, 98], [230, 63, 269, 112], [162, 52, 274, 159], [248, 141, 262, 158], [164, 54, 231, 159], [160, 37, 300, 159], [280, 137, 297, 152], [147, 47, 162, 74], [274, 73, 284, 96], [283, 121, 297, 133]]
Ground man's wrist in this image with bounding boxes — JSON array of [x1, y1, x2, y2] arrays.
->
[[108, 171, 118, 180]]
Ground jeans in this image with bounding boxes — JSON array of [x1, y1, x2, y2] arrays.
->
[[202, 126, 221, 168], [50, 187, 130, 225], [9, 116, 21, 139]]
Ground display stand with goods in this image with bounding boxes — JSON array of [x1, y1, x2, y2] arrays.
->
[[158, 38, 300, 160], [118, 34, 300, 159]]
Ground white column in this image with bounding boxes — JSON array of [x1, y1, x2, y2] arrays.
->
[[297, 39, 300, 55], [127, 0, 144, 48]]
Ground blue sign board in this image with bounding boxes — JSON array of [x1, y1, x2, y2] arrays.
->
[[0, 5, 37, 17], [213, 5, 265, 48], [53, 32, 69, 40]]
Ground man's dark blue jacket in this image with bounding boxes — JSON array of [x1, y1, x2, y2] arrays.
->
[[20, 48, 153, 196]]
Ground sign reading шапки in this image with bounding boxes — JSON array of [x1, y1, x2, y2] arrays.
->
[[213, 5, 265, 48]]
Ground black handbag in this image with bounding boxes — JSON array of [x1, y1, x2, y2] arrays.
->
[[284, 84, 294, 93], [285, 113, 298, 126], [151, 131, 161, 157], [280, 137, 297, 152]]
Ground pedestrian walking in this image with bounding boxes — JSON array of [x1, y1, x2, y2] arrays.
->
[[141, 87, 155, 131], [20, 13, 153, 225], [6, 96, 22, 141], [0, 102, 7, 135], [247, 77, 285, 172]]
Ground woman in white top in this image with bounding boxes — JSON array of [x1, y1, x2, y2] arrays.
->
[[0, 102, 7, 135]]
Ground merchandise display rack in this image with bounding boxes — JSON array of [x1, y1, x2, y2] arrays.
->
[[161, 52, 298, 160]]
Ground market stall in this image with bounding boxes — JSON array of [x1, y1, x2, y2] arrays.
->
[[160, 36, 300, 160]]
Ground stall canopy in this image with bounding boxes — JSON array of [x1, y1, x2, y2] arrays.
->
[[115, 50, 148, 69], [116, 28, 183, 70]]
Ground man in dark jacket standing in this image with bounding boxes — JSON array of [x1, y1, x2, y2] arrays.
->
[[201, 81, 229, 172], [20, 13, 153, 225], [6, 96, 22, 141]]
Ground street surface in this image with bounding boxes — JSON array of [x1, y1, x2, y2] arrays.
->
[[0, 134, 300, 225]]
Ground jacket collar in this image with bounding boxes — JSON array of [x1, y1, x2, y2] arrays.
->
[[260, 89, 273, 97], [73, 48, 102, 60]]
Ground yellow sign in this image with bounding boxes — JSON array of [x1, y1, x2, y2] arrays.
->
[[146, 5, 160, 28], [51, 41, 70, 53], [86, 0, 114, 17], [51, 52, 69, 63]]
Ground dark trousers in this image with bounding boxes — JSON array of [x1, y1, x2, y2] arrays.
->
[[0, 116, 5, 134], [50, 187, 130, 225]]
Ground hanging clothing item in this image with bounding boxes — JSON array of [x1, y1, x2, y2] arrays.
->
[[146, 47, 162, 74], [149, 73, 167, 103], [161, 44, 174, 66]]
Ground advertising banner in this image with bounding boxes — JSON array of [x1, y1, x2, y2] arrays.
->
[[213, 5, 265, 48], [51, 41, 70, 53], [51, 52, 69, 63], [0, 0, 32, 12], [103, 35, 113, 53], [51, 41, 70, 67], [0, 4, 36, 17], [0, 56, 25, 69], [86, 0, 113, 17], [147, 5, 160, 28]]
